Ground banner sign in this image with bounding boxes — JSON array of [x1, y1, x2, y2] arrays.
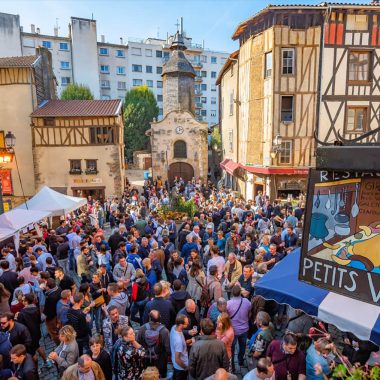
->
[[300, 169, 380, 306], [0, 170, 13, 195]]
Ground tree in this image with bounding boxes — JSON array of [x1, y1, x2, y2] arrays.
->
[[60, 83, 94, 100], [124, 85, 159, 162]]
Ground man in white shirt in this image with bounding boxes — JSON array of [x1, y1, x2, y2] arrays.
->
[[170, 314, 189, 379], [207, 246, 225, 279]]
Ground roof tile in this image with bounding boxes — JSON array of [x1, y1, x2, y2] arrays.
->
[[30, 99, 122, 118], [0, 55, 39, 68]]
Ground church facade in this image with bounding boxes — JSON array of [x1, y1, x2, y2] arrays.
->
[[148, 32, 208, 185]]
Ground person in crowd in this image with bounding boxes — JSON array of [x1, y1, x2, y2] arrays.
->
[[224, 253, 242, 299], [48, 325, 79, 376], [207, 247, 225, 279], [170, 314, 189, 380], [61, 354, 106, 380], [113, 326, 146, 379], [137, 310, 170, 379], [178, 299, 200, 340], [306, 338, 334, 380], [89, 334, 112, 380], [243, 357, 275, 380], [186, 260, 205, 308], [189, 318, 229, 379], [227, 285, 251, 370], [43, 278, 62, 344], [216, 312, 235, 368], [263, 244, 284, 270], [102, 305, 129, 354], [113, 256, 135, 291], [107, 282, 130, 316], [55, 266, 76, 295], [170, 279, 191, 314], [10, 344, 38, 380], [250, 311, 274, 359], [130, 269, 150, 325], [208, 297, 228, 325], [90, 272, 107, 333]]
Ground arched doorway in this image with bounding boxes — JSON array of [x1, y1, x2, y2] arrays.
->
[[168, 162, 194, 185]]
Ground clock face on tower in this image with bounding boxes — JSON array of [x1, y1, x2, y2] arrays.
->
[[175, 126, 184, 134]]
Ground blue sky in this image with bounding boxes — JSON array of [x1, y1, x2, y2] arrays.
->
[[1, 0, 372, 52]]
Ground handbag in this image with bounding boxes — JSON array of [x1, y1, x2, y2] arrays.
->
[[93, 294, 105, 307]]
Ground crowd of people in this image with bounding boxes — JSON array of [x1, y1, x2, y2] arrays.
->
[[0, 177, 377, 380]]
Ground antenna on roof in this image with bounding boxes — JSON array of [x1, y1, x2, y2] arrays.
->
[[91, 13, 94, 20], [175, 19, 180, 33]]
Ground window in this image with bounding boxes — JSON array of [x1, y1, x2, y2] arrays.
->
[[157, 81, 163, 88], [100, 65, 109, 74], [228, 130, 233, 152], [60, 61, 70, 70], [157, 94, 163, 102], [69, 160, 81, 174], [156, 66, 163, 74], [211, 84, 217, 91], [281, 96, 294, 122], [117, 81, 126, 90], [346, 107, 367, 132], [279, 141, 292, 164], [194, 84, 201, 94], [158, 108, 163, 116], [348, 51, 371, 82], [133, 79, 143, 86], [211, 56, 217, 64], [44, 118, 55, 126], [85, 160, 98, 174], [211, 110, 217, 117], [346, 14, 368, 31], [201, 83, 207, 91], [116, 49, 125, 57], [23, 38, 35, 47], [99, 47, 109, 56], [59, 42, 69, 51], [116, 66, 126, 75], [61, 77, 71, 86], [211, 97, 217, 105], [211, 71, 217, 78], [131, 47, 141, 56], [146, 65, 153, 73], [145, 49, 152, 57], [132, 64, 142, 72], [282, 48, 295, 75], [146, 80, 153, 87], [100, 80, 110, 88], [90, 127, 114, 144], [201, 97, 207, 104], [229, 91, 234, 116], [200, 55, 207, 63], [156, 50, 162, 58], [42, 40, 51, 49], [174, 140, 187, 158], [265, 52, 272, 78], [163, 52, 170, 58], [201, 109, 207, 117], [201, 71, 207, 78]]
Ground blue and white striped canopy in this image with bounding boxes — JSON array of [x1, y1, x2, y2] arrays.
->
[[255, 249, 380, 346]]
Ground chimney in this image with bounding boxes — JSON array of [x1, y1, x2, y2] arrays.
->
[[54, 27, 58, 37], [31, 24, 35, 33], [36, 27, 40, 34], [20, 26, 23, 32], [120, 37, 123, 44], [101, 35, 105, 43]]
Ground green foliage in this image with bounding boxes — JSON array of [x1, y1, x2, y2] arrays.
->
[[60, 83, 94, 100], [332, 364, 380, 380], [176, 197, 198, 217], [210, 127, 222, 150], [124, 86, 159, 162]]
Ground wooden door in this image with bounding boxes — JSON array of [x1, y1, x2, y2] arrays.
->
[[168, 162, 194, 185], [143, 157, 152, 170]]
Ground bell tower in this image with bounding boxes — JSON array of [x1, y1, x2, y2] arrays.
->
[[162, 19, 195, 116]]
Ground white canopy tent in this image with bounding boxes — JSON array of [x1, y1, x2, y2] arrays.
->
[[17, 186, 87, 216], [0, 227, 18, 242], [0, 209, 51, 231]]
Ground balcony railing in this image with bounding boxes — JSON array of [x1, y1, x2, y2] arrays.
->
[[194, 89, 202, 95], [195, 102, 203, 108], [191, 61, 203, 68], [195, 76, 202, 82], [85, 168, 99, 175], [69, 168, 82, 175]]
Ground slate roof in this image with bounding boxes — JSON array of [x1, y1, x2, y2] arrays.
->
[[30, 99, 123, 117]]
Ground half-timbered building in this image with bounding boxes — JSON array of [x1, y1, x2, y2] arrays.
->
[[30, 99, 125, 200], [318, 3, 380, 144], [224, 5, 323, 200]]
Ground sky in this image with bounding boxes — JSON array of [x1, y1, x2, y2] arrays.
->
[[0, 0, 373, 53]]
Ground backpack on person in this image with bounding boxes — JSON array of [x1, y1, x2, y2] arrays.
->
[[160, 225, 169, 237], [198, 278, 211, 308], [143, 323, 165, 361]]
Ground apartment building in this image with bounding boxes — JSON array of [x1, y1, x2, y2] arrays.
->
[[0, 12, 228, 123]]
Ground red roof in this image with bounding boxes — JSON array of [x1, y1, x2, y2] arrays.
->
[[0, 55, 39, 68], [241, 165, 309, 176], [30, 99, 123, 117]]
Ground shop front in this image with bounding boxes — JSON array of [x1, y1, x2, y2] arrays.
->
[[71, 186, 106, 201]]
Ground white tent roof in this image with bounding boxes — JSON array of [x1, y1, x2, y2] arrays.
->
[[0, 227, 18, 242], [18, 186, 87, 216], [0, 209, 50, 231]]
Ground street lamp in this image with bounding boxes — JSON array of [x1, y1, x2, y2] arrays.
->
[[5, 131, 16, 151], [270, 134, 283, 162]]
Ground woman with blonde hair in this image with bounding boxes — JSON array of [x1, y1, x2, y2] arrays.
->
[[216, 312, 235, 367], [48, 325, 79, 376]]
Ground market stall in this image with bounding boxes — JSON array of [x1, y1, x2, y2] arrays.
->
[[255, 248, 380, 346]]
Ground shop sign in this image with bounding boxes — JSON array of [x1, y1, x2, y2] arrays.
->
[[300, 169, 380, 306], [73, 178, 102, 185], [0, 170, 13, 195]]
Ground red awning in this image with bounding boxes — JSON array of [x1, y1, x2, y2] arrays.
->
[[241, 165, 309, 176], [220, 158, 230, 170], [225, 160, 240, 175]]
